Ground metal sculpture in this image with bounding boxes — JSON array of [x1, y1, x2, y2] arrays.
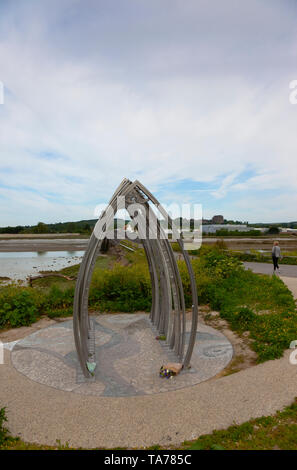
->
[[73, 179, 198, 378]]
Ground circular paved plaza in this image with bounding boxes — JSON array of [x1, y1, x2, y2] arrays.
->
[[9, 313, 233, 396]]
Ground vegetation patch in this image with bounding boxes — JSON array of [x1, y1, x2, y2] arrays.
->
[[232, 251, 297, 265], [176, 245, 297, 362], [0, 407, 19, 448], [182, 398, 297, 450]]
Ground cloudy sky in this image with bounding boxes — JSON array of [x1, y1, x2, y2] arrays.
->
[[0, 0, 296, 226]]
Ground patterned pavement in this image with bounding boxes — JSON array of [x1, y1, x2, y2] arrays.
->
[[8, 313, 233, 397]]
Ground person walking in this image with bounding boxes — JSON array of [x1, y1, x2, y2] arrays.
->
[[272, 241, 281, 274]]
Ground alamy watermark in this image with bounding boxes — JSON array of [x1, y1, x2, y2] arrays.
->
[[0, 81, 3, 104], [289, 80, 297, 104], [0, 340, 3, 365], [93, 198, 203, 250], [289, 340, 297, 364]]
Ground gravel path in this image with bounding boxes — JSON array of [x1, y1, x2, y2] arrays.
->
[[1, 347, 297, 448]]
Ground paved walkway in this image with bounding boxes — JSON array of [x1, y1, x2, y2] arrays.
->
[[244, 261, 297, 278]]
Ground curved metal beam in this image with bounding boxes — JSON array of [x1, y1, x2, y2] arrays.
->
[[73, 178, 199, 378]]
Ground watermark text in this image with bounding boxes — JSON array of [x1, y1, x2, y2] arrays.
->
[[93, 198, 202, 250], [0, 81, 3, 104], [289, 80, 297, 104]]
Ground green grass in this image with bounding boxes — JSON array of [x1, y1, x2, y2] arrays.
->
[[181, 398, 297, 450], [231, 251, 297, 265], [283, 250, 297, 257], [203, 268, 296, 362], [32, 256, 112, 288], [176, 246, 297, 362], [172, 242, 297, 265], [0, 407, 20, 449]]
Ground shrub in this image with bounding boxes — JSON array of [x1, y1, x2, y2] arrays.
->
[[231, 251, 297, 266], [43, 285, 74, 317], [229, 307, 257, 332], [0, 408, 10, 446], [89, 262, 152, 312], [267, 226, 280, 234], [0, 407, 19, 449], [0, 289, 38, 328]]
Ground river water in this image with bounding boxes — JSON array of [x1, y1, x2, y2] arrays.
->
[[0, 251, 85, 281]]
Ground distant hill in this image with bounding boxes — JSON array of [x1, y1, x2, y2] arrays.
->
[[1, 218, 297, 234], [249, 222, 297, 228], [0, 218, 130, 234]]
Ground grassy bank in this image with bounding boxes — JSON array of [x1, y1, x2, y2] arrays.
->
[[231, 251, 297, 265], [180, 246, 296, 362], [172, 241, 297, 265]]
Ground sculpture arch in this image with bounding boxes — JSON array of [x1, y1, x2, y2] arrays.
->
[[73, 179, 198, 378]]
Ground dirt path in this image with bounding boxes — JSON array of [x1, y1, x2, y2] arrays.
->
[[0, 318, 59, 343]]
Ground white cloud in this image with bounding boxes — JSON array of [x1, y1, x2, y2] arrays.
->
[[0, 0, 296, 225]]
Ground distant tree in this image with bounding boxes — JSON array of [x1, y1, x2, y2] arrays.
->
[[83, 223, 91, 232], [267, 226, 280, 234], [0, 225, 24, 234], [65, 222, 77, 233], [33, 222, 48, 234]]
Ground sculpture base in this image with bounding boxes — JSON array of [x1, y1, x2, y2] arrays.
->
[[10, 313, 233, 397]]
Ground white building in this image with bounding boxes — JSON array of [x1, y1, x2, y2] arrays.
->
[[280, 227, 297, 233], [202, 224, 254, 234]]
